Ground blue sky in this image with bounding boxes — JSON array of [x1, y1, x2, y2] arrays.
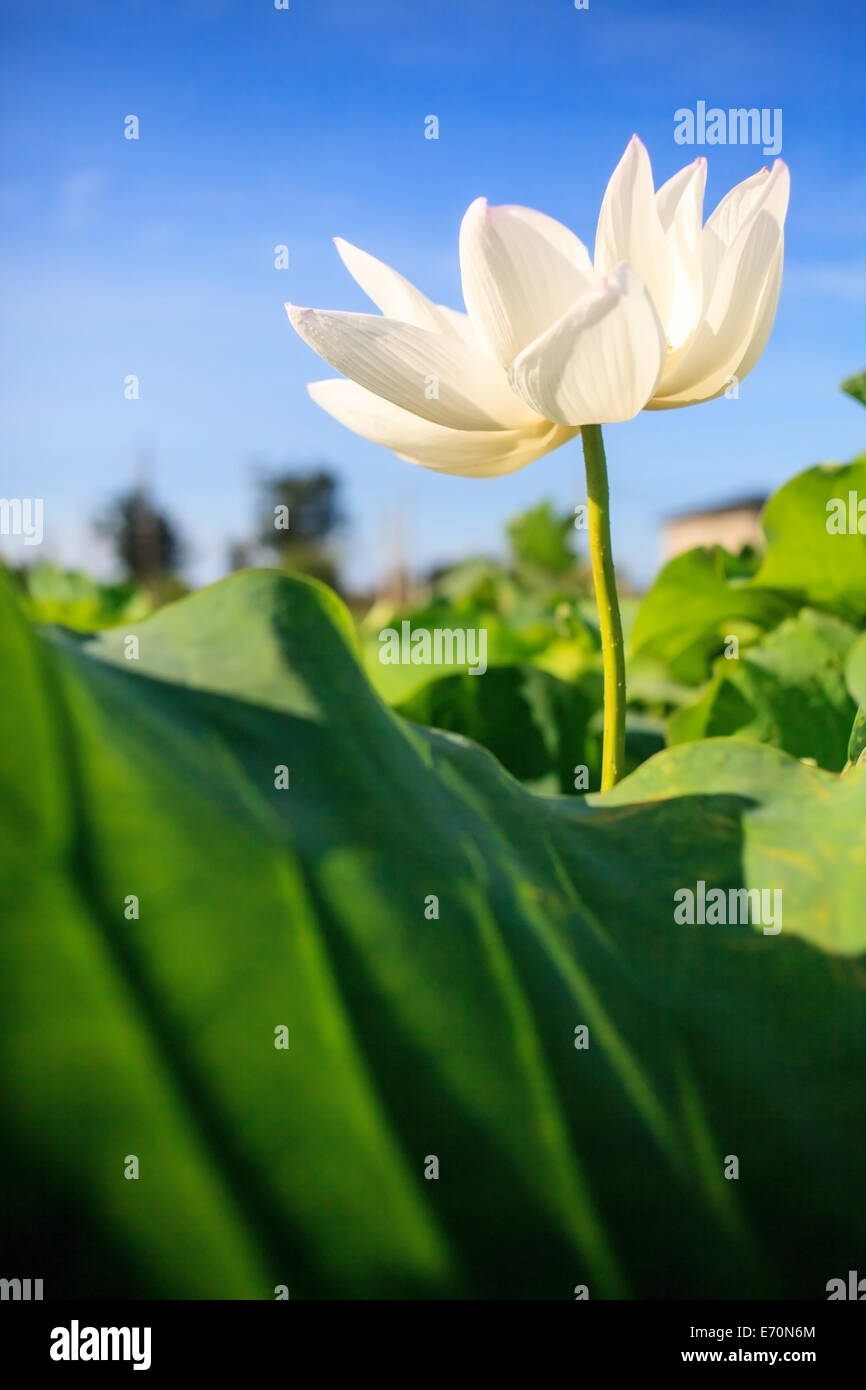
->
[[1, 0, 864, 588]]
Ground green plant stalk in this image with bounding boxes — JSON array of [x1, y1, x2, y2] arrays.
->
[[581, 424, 626, 791]]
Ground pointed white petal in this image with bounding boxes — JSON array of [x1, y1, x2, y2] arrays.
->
[[655, 157, 706, 350], [307, 378, 576, 476], [700, 166, 774, 300], [730, 242, 784, 382], [646, 242, 784, 410], [334, 237, 464, 341], [508, 264, 666, 426], [656, 158, 706, 233], [595, 136, 673, 327], [287, 305, 538, 430], [459, 197, 596, 367], [654, 161, 789, 404]]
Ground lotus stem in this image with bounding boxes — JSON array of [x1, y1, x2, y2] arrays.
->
[[581, 424, 626, 791]]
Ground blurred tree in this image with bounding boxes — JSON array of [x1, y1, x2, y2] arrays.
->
[[257, 467, 345, 589], [96, 487, 185, 588]]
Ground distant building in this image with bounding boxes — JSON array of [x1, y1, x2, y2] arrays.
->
[[661, 495, 767, 560]]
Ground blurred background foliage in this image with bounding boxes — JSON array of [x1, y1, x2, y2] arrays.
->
[[8, 373, 866, 788]]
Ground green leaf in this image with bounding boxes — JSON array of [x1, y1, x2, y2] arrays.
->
[[841, 369, 866, 408], [668, 609, 859, 771], [846, 630, 866, 708], [595, 739, 866, 954], [396, 664, 663, 792], [2, 568, 864, 1300], [359, 590, 600, 705], [630, 546, 792, 685], [847, 706, 866, 766], [358, 597, 539, 704], [396, 664, 599, 794], [845, 633, 866, 765], [507, 499, 576, 577], [753, 459, 866, 621], [18, 564, 153, 630]]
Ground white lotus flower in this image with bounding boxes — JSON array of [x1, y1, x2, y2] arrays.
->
[[287, 136, 789, 477]]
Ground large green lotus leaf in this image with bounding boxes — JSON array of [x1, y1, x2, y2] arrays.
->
[[594, 740, 866, 955], [1, 568, 864, 1302], [630, 546, 792, 685], [667, 609, 859, 771], [753, 459, 866, 620]]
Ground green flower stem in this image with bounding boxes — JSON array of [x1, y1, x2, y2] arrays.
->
[[581, 424, 626, 792]]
